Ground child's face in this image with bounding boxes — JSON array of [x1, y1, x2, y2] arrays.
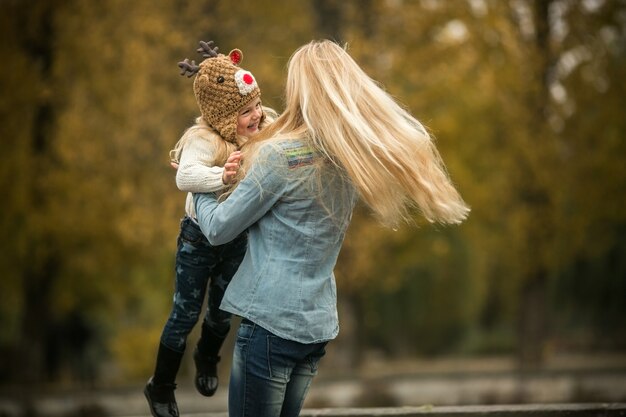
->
[[237, 97, 263, 137]]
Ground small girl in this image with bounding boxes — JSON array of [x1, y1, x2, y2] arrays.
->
[[144, 41, 274, 417]]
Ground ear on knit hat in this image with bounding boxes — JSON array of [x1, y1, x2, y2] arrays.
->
[[177, 40, 261, 144]]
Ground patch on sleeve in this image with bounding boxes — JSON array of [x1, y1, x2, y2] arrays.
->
[[283, 142, 316, 169]]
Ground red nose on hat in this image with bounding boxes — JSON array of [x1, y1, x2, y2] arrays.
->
[[243, 73, 254, 85]]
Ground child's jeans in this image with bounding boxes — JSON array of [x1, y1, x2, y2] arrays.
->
[[228, 319, 327, 417], [160, 216, 247, 351]]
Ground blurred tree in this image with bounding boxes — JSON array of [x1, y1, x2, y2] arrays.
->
[[0, 0, 67, 384], [331, 0, 485, 363], [482, 0, 619, 363], [548, 0, 626, 349], [48, 0, 214, 382], [508, 0, 558, 369], [0, 0, 196, 384], [311, 0, 346, 42], [335, 0, 626, 367], [475, 0, 626, 367]]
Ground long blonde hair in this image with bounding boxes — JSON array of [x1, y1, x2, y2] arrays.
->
[[244, 40, 469, 226]]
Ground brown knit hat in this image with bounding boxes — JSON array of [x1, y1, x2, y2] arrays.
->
[[178, 41, 261, 143]]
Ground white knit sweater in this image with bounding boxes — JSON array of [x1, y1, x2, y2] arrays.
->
[[175, 132, 226, 220]]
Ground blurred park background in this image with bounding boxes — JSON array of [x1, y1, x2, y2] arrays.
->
[[1, 0, 625, 413]]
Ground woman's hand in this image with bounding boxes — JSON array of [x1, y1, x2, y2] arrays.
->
[[222, 151, 242, 184]]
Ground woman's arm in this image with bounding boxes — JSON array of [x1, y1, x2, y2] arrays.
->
[[194, 144, 284, 245]]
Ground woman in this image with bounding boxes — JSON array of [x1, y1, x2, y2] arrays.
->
[[194, 39, 469, 417]]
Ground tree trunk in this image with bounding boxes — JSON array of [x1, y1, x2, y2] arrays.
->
[[517, 269, 549, 369], [515, 0, 554, 370], [14, 0, 61, 384], [311, 0, 345, 42]]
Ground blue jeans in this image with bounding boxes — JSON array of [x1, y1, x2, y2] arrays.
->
[[160, 216, 247, 352], [228, 319, 327, 417]]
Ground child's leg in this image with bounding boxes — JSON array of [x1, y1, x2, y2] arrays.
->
[[146, 217, 218, 416], [194, 231, 248, 396], [160, 216, 219, 359]]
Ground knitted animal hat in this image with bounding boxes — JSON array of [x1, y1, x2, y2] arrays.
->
[[178, 40, 261, 143]]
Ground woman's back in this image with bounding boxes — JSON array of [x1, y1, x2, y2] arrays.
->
[[195, 137, 357, 343]]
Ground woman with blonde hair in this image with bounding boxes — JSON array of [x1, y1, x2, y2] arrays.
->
[[194, 39, 469, 416]]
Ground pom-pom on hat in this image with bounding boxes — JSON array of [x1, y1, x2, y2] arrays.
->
[[178, 41, 261, 143]]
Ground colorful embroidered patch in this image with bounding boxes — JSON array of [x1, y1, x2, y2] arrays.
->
[[284, 143, 316, 169]]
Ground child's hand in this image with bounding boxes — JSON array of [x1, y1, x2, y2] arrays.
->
[[222, 151, 242, 184]]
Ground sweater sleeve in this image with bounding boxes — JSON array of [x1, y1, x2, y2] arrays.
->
[[175, 135, 225, 193]]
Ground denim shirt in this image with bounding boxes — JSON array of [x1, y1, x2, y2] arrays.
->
[[194, 138, 357, 344]]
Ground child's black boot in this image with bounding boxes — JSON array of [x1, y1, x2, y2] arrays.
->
[[144, 377, 179, 417], [194, 324, 227, 397], [144, 343, 183, 417]]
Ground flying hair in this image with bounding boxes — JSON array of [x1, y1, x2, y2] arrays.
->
[[242, 40, 470, 226]]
